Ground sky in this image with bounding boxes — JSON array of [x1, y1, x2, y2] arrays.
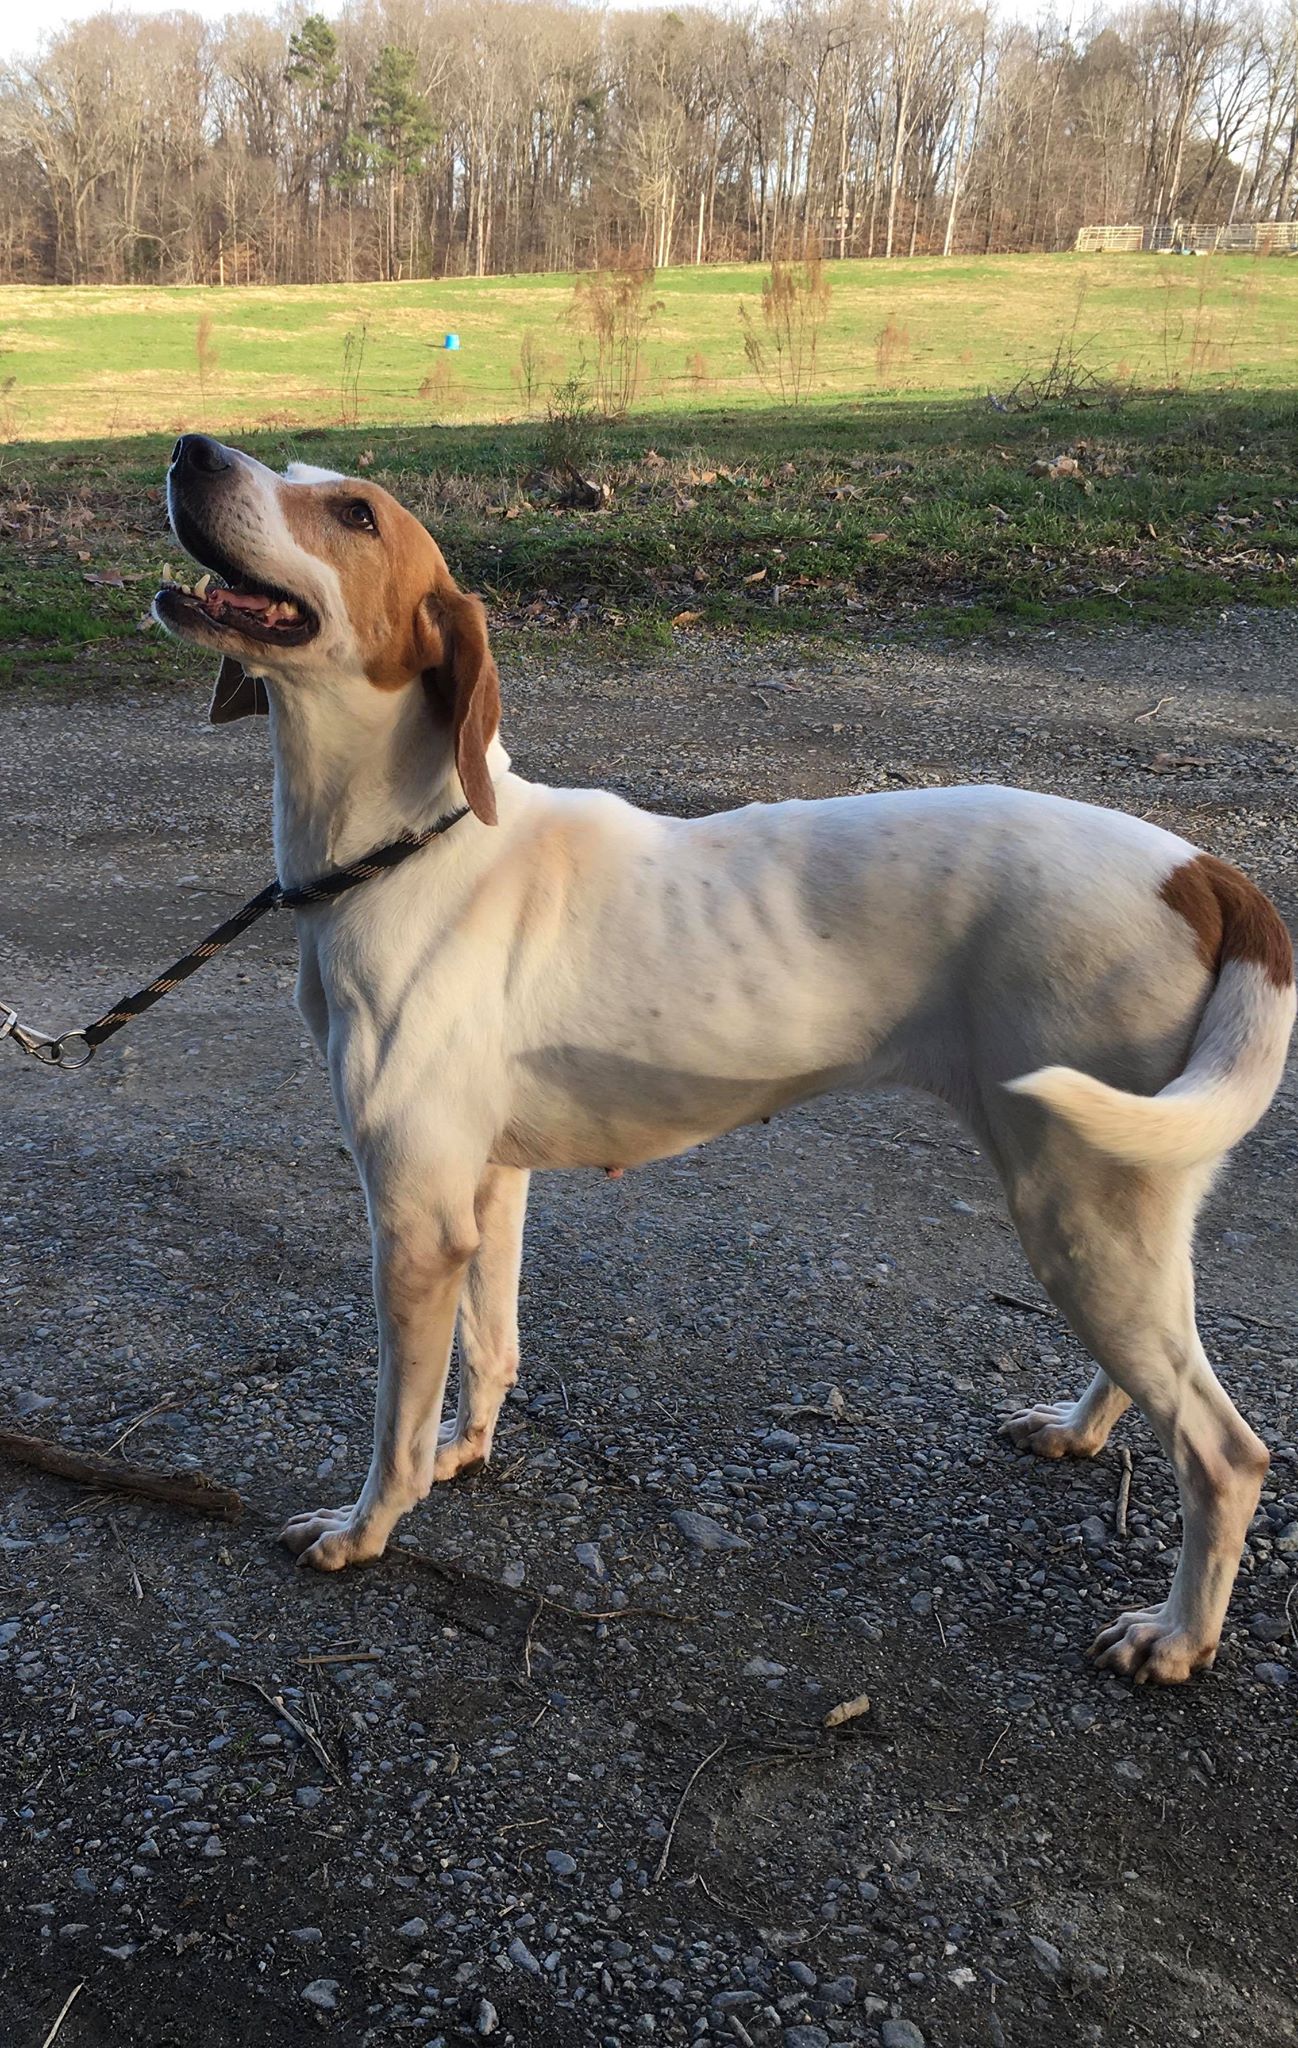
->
[[0, 0, 683, 60], [0, 0, 276, 56]]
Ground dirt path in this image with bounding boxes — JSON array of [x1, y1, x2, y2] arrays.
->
[[2, 615, 1296, 2048]]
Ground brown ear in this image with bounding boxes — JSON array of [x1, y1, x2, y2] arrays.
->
[[421, 590, 500, 825], [209, 657, 269, 725]]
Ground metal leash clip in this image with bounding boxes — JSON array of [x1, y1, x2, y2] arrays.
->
[[0, 1007, 94, 1068]]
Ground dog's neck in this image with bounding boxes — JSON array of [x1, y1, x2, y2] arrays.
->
[[265, 674, 506, 886]]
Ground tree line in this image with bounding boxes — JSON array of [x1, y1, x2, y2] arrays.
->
[[1, 0, 1295, 287]]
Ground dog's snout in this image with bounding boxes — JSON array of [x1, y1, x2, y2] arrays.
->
[[172, 433, 230, 477]]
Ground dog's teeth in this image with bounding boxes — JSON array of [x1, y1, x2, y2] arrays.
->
[[280, 601, 299, 620], [162, 563, 174, 583], [194, 573, 211, 599]]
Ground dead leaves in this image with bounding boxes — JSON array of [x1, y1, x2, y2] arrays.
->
[[822, 1692, 871, 1730], [1146, 751, 1212, 775]]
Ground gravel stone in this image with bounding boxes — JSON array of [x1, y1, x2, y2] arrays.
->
[[1, 619, 1296, 2048], [1254, 1662, 1292, 1689], [670, 1509, 749, 1553], [881, 2024, 927, 2048]]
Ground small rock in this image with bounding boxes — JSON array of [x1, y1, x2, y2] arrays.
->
[[574, 1541, 606, 1579], [546, 1849, 578, 1878], [302, 1979, 338, 2011], [671, 1509, 748, 1553], [295, 1785, 325, 1809], [476, 2001, 499, 2038], [819, 1975, 857, 2006], [881, 2024, 927, 2048], [291, 1927, 324, 1945], [784, 2029, 830, 2048], [508, 1936, 541, 1975], [1028, 1934, 1062, 1976], [1274, 1520, 1298, 1555], [14, 1390, 56, 1417], [501, 1560, 526, 1589], [1248, 1613, 1287, 1642], [1080, 1516, 1108, 1546], [743, 1656, 787, 1679], [398, 1917, 429, 1939], [1254, 1661, 1291, 1690]]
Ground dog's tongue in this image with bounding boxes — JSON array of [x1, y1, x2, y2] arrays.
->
[[222, 587, 273, 612]]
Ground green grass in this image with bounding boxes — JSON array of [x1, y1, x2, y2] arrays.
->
[[1, 252, 1296, 439], [1, 253, 1296, 684], [2, 384, 1295, 692]]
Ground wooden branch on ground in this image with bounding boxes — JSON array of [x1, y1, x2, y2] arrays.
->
[[0, 1428, 245, 1522]]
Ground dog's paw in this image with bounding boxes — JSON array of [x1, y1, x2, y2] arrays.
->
[[279, 1503, 387, 1573], [998, 1400, 1108, 1460], [432, 1427, 489, 1483], [1089, 1605, 1216, 1685]]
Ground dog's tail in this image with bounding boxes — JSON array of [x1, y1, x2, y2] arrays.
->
[[1007, 861, 1295, 1173]]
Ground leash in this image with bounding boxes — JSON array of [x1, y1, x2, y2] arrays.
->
[[1, 804, 471, 1071]]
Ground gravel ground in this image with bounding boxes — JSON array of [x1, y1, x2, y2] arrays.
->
[[2, 614, 1297, 2048]]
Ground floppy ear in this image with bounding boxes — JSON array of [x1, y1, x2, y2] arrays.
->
[[208, 657, 269, 725], [420, 590, 501, 826]]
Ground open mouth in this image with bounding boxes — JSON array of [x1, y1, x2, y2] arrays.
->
[[155, 569, 318, 647], [155, 504, 318, 648]]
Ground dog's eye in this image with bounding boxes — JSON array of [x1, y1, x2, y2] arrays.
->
[[339, 499, 377, 533]]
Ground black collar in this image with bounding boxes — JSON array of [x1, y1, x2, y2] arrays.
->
[[275, 803, 472, 909]]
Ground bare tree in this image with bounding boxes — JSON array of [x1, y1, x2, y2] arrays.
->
[[1, 0, 1293, 290]]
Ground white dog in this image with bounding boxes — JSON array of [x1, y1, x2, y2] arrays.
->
[[154, 435, 1294, 1686]]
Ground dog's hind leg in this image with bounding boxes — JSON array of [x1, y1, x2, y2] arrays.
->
[[994, 1126, 1268, 1682], [434, 1165, 530, 1482]]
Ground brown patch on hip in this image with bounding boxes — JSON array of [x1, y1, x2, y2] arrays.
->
[[1160, 852, 1294, 990]]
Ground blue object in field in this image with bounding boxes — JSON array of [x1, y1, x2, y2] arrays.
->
[[444, 332, 460, 350]]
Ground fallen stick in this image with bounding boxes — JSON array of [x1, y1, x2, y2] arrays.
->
[[0, 1429, 245, 1522], [40, 1982, 84, 2048], [654, 1738, 728, 1883], [1115, 1446, 1133, 1539], [989, 1290, 1055, 1318], [1132, 694, 1173, 724], [224, 1673, 341, 1781], [297, 1650, 382, 1669]]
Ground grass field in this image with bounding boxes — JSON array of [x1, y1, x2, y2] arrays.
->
[[2, 253, 1296, 438], [1, 254, 1296, 677]]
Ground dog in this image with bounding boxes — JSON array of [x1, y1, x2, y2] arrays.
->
[[154, 434, 1294, 1686]]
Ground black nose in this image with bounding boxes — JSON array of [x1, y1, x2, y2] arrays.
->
[[171, 433, 230, 475]]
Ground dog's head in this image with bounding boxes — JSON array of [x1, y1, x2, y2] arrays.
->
[[153, 436, 500, 824]]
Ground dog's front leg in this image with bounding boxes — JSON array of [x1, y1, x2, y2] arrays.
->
[[434, 1165, 530, 1482], [281, 1182, 479, 1572]]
